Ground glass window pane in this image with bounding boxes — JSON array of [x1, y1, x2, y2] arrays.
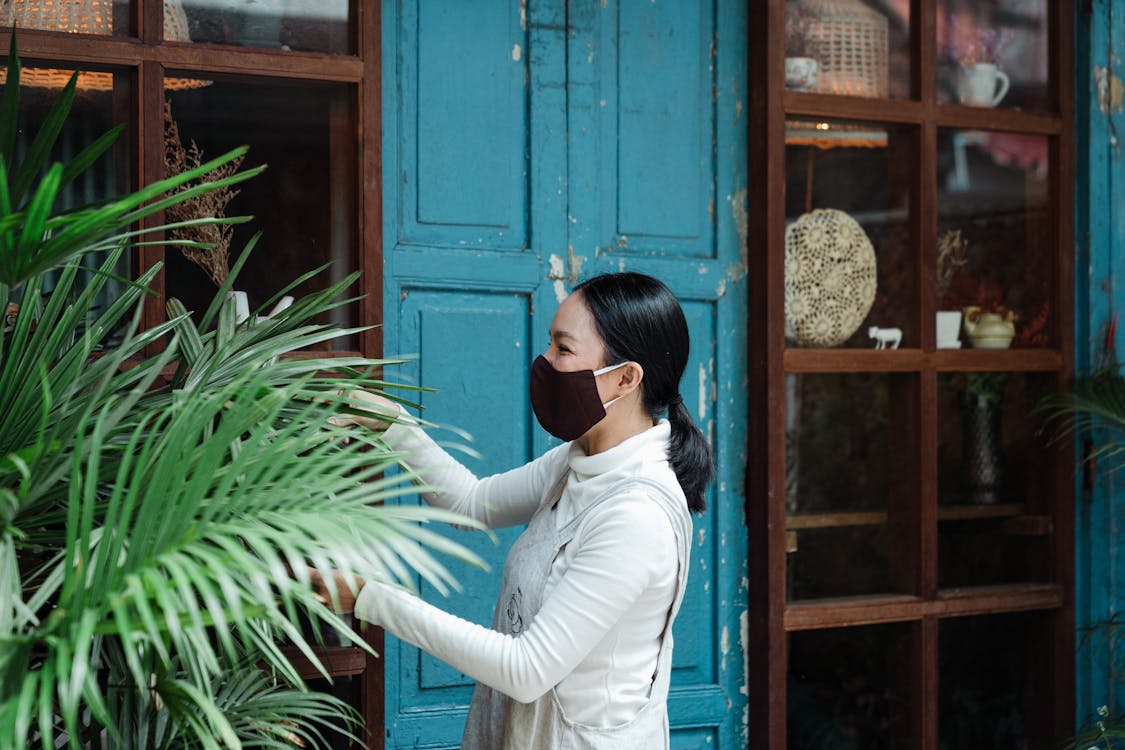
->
[[940, 613, 1049, 749], [164, 75, 357, 349], [175, 0, 351, 54], [786, 373, 918, 600], [786, 119, 916, 349], [788, 623, 915, 748], [0, 0, 133, 37], [937, 129, 1051, 349], [937, 0, 1050, 113], [937, 372, 1055, 588], [785, 0, 910, 99], [0, 66, 132, 342]]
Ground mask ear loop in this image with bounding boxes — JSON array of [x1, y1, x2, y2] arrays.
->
[[594, 361, 634, 410]]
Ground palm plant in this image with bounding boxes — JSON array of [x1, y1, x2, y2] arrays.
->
[[0, 36, 480, 748], [1040, 364, 1125, 748]]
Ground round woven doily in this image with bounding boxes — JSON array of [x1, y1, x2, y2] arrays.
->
[[785, 208, 877, 347]]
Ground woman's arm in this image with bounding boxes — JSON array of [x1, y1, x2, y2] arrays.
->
[[337, 390, 567, 529], [353, 493, 677, 703], [383, 420, 569, 530]]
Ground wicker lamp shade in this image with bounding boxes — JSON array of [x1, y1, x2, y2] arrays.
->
[[797, 0, 888, 98], [0, 0, 205, 90], [785, 208, 877, 347]]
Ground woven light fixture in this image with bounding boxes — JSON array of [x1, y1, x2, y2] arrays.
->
[[0, 0, 206, 90], [795, 0, 889, 99]]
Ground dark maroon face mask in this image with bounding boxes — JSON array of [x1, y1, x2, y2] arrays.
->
[[529, 355, 628, 441]]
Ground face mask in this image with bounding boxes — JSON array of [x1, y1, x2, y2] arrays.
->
[[529, 355, 629, 441]]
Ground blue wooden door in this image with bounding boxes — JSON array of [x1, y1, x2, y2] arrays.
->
[[381, 2, 748, 747]]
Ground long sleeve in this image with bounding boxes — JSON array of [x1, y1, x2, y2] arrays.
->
[[383, 420, 569, 530], [354, 492, 677, 704]]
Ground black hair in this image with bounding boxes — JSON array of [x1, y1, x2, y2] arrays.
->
[[574, 272, 714, 513]]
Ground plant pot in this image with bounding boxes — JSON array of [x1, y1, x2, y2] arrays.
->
[[936, 310, 962, 349]]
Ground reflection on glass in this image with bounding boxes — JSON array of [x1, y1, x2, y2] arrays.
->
[[937, 129, 1051, 348], [786, 373, 916, 600], [788, 624, 913, 748], [165, 76, 357, 349], [940, 613, 1042, 749], [784, 0, 910, 99], [0, 0, 133, 37], [938, 0, 1049, 112], [937, 372, 1053, 588], [785, 119, 915, 348], [0, 68, 131, 343], [176, 0, 351, 54]]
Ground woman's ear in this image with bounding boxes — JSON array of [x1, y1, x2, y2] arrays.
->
[[617, 362, 644, 394]]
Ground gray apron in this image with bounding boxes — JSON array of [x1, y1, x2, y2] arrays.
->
[[461, 474, 692, 749]]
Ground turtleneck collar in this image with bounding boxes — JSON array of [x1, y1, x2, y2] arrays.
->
[[567, 419, 671, 479]]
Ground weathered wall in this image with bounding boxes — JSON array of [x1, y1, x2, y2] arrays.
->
[[1076, 0, 1125, 728]]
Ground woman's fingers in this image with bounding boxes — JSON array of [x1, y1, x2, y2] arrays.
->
[[306, 566, 364, 614]]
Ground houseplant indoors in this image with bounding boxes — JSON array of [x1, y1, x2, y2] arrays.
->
[[0, 36, 479, 748]]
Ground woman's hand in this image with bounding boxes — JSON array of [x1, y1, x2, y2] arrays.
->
[[328, 389, 403, 434], [307, 566, 365, 614]]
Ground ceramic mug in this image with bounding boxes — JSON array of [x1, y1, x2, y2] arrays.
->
[[785, 57, 819, 91], [956, 63, 1010, 107]]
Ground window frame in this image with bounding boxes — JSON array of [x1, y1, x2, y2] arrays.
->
[[1, 1, 386, 746], [746, 0, 1075, 746]]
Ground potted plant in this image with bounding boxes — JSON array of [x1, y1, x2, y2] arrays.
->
[[0, 36, 479, 748]]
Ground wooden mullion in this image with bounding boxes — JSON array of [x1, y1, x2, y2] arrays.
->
[[785, 91, 1063, 136], [138, 59, 165, 346], [0, 30, 364, 82], [359, 0, 383, 360], [919, 370, 938, 599], [783, 348, 1063, 372], [784, 583, 1064, 630], [919, 615, 939, 749], [356, 2, 384, 748], [140, 0, 162, 44], [748, 0, 785, 747], [915, 0, 933, 104], [1051, 0, 1076, 739]]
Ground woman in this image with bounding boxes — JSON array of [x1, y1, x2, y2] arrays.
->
[[318, 272, 713, 749]]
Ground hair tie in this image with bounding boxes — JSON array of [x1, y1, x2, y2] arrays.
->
[[668, 393, 684, 408]]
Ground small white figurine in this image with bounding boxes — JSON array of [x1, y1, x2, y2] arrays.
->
[[868, 326, 902, 350]]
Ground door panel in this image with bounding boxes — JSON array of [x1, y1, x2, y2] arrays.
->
[[382, 2, 748, 747]]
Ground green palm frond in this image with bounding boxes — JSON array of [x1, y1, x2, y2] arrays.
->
[[1038, 368, 1125, 469], [0, 33, 485, 749]]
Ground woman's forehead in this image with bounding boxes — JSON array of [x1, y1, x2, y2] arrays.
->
[[551, 292, 597, 339]]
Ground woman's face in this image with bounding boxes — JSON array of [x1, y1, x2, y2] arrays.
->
[[544, 291, 607, 373]]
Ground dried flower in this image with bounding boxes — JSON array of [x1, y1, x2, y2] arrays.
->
[[942, 12, 1008, 68], [163, 100, 245, 287], [936, 229, 969, 306], [785, 4, 818, 59]]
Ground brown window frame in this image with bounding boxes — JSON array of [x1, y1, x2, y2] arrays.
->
[[1, 1, 386, 746], [746, 1, 1075, 747]]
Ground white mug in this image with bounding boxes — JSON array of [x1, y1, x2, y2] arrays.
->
[[956, 63, 1010, 107], [785, 57, 819, 92]]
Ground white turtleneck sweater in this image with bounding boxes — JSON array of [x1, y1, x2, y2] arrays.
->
[[353, 420, 683, 727]]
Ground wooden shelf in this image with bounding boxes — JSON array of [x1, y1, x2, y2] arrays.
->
[[782, 90, 1063, 135], [788, 504, 1026, 530], [783, 583, 1064, 631], [783, 347, 1063, 373]]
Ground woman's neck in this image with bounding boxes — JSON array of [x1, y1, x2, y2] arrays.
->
[[577, 394, 655, 455]]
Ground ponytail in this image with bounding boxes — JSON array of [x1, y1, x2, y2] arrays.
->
[[666, 395, 714, 513], [574, 273, 716, 514]]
